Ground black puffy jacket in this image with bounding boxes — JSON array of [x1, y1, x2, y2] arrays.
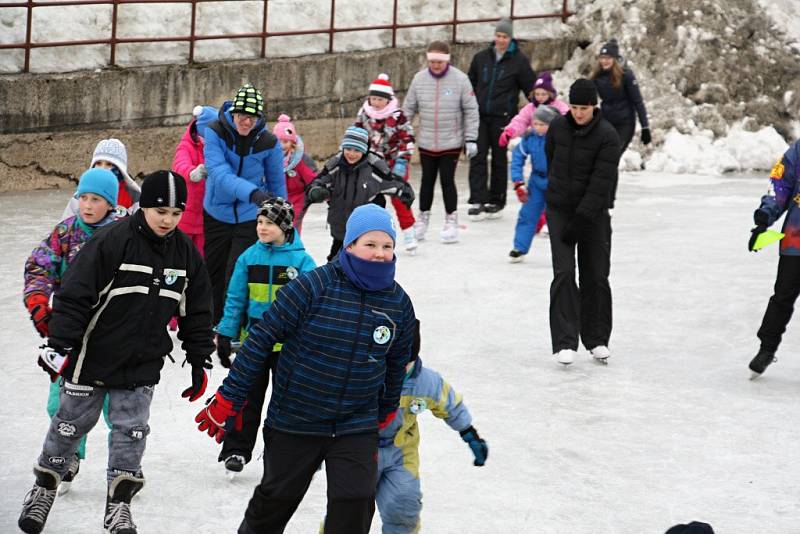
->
[[49, 210, 214, 388], [593, 67, 649, 129], [544, 110, 622, 216], [468, 40, 536, 118]]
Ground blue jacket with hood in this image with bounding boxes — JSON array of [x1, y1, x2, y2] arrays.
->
[[203, 102, 288, 224]]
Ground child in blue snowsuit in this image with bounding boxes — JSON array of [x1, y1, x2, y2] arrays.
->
[[376, 320, 488, 533], [508, 105, 560, 262]]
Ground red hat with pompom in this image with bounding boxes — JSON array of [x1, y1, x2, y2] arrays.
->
[[368, 73, 394, 99]]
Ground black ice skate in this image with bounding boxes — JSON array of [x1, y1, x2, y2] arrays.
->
[[509, 249, 525, 263], [749, 348, 777, 379], [104, 473, 144, 534], [58, 454, 80, 495], [467, 204, 486, 221], [18, 466, 60, 534], [225, 454, 246, 481], [484, 203, 503, 219]]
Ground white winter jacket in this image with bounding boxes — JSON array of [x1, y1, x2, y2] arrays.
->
[[403, 66, 479, 152]]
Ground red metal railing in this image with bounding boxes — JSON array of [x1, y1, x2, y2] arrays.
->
[[1, 0, 572, 73]]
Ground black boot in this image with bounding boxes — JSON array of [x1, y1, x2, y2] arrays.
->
[[104, 473, 144, 534], [18, 466, 60, 534], [749, 348, 777, 378]]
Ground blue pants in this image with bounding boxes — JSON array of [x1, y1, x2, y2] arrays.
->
[[512, 183, 546, 254], [376, 446, 421, 534]]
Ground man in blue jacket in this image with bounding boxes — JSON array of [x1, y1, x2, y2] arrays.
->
[[203, 83, 288, 325], [196, 204, 417, 534]]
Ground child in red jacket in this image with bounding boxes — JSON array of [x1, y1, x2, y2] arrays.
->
[[272, 114, 316, 233]]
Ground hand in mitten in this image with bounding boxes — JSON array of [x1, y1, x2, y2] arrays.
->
[[465, 141, 478, 159], [250, 189, 273, 207], [189, 164, 207, 183], [306, 185, 331, 204], [38, 344, 71, 382], [562, 215, 591, 246], [378, 410, 398, 430], [641, 127, 652, 145], [195, 391, 243, 444], [513, 181, 528, 203], [26, 293, 51, 338], [398, 181, 416, 208], [216, 334, 232, 368], [460, 426, 488, 466], [498, 127, 515, 148], [392, 159, 408, 180], [753, 208, 770, 227], [748, 225, 768, 252], [181, 354, 212, 402]]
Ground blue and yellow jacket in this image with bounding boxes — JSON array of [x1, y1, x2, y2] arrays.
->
[[215, 234, 317, 340], [510, 131, 548, 191], [758, 139, 800, 255], [219, 260, 416, 436], [378, 358, 472, 478]]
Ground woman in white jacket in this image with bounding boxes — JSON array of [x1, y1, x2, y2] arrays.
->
[[403, 41, 479, 244]]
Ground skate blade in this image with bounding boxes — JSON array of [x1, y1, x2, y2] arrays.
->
[[226, 470, 238, 482], [749, 371, 763, 381], [486, 213, 502, 220], [593, 357, 609, 365], [440, 239, 459, 245], [469, 214, 486, 222], [509, 257, 523, 263], [58, 481, 72, 495]]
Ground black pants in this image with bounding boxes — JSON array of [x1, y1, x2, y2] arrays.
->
[[546, 207, 612, 353], [204, 211, 258, 324], [468, 115, 509, 207], [220, 351, 279, 463], [328, 239, 343, 262], [238, 429, 378, 534], [757, 255, 800, 353], [419, 152, 459, 214], [609, 120, 633, 207]]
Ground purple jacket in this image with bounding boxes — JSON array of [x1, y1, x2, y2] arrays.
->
[[759, 139, 800, 255]]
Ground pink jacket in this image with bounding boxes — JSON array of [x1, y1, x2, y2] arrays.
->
[[172, 120, 206, 235], [505, 99, 570, 138], [286, 158, 316, 231]]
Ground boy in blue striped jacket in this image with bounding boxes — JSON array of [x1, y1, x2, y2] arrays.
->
[[196, 203, 417, 534]]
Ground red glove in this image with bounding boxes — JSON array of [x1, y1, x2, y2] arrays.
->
[[38, 344, 70, 382], [195, 391, 243, 443], [26, 293, 51, 338], [498, 127, 514, 148], [514, 182, 529, 203], [378, 410, 398, 430]]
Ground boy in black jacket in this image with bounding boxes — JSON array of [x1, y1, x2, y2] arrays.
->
[[18, 171, 215, 534]]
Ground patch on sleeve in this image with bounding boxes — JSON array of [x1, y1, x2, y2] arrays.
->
[[770, 160, 785, 180]]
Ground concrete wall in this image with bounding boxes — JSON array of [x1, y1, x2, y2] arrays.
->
[[0, 38, 577, 192]]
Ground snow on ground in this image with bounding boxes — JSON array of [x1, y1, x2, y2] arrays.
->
[[2, 164, 800, 533]]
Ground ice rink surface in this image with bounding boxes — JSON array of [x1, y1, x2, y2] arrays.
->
[[2, 166, 799, 533]]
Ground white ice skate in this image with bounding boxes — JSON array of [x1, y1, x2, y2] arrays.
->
[[440, 212, 459, 244], [555, 349, 576, 366], [414, 211, 430, 241], [590, 345, 611, 364], [403, 229, 418, 255]]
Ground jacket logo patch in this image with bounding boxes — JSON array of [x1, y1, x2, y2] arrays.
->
[[794, 193, 800, 207], [770, 161, 785, 180], [409, 397, 428, 415], [373, 326, 391, 345], [164, 270, 178, 285], [286, 266, 298, 280]]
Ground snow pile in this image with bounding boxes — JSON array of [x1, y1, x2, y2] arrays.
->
[[646, 124, 788, 175]]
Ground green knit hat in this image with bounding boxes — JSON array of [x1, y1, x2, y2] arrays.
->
[[230, 83, 264, 116]]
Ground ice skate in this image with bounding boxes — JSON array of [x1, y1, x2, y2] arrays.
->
[[18, 466, 60, 534], [509, 249, 525, 263], [484, 203, 503, 219], [555, 349, 576, 366], [104, 473, 144, 534], [224, 454, 245, 481], [403, 229, 418, 255], [58, 454, 80, 495], [749, 348, 776, 379], [467, 204, 486, 221], [413, 211, 430, 241], [539, 223, 549, 238], [440, 212, 459, 244], [590, 345, 611, 364]]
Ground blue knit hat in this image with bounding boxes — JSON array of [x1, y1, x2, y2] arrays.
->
[[75, 168, 119, 207], [192, 105, 217, 138], [343, 204, 396, 248], [341, 126, 369, 154]]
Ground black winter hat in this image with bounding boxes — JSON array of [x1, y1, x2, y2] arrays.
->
[[600, 38, 620, 58], [257, 196, 295, 236], [569, 78, 598, 106], [139, 170, 187, 211], [664, 521, 715, 534]]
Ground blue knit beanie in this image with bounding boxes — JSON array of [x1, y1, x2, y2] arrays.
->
[[343, 204, 396, 248], [341, 126, 370, 154], [75, 168, 119, 207], [192, 105, 217, 138]]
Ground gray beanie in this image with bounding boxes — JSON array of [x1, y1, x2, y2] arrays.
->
[[533, 105, 559, 125], [495, 17, 513, 37]]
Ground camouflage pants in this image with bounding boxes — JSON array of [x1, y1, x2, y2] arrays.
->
[[37, 380, 153, 486]]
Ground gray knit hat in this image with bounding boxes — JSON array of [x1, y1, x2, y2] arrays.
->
[[495, 17, 513, 37], [533, 105, 559, 125]]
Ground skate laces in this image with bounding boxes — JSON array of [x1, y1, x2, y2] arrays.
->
[[105, 501, 136, 531], [22, 484, 56, 524]]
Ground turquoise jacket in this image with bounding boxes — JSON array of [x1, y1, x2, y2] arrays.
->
[[215, 234, 316, 339]]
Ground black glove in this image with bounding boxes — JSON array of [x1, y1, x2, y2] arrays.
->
[[748, 224, 768, 252], [398, 181, 415, 208], [753, 208, 770, 227], [181, 354, 212, 402], [562, 215, 591, 246], [460, 426, 488, 466], [640, 127, 651, 145], [216, 334, 232, 368], [250, 189, 272, 207], [306, 186, 331, 204]]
